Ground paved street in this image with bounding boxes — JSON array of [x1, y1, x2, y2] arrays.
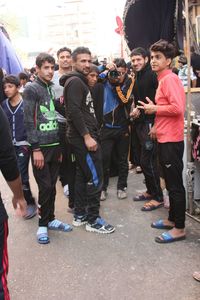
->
[[1, 169, 200, 300]]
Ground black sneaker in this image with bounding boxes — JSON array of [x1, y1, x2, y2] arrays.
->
[[86, 217, 115, 234], [72, 214, 88, 227]]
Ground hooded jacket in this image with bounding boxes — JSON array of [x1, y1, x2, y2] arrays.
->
[[23, 77, 60, 150], [60, 71, 99, 140]]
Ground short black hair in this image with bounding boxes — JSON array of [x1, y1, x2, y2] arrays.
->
[[35, 53, 55, 68], [150, 40, 176, 59], [3, 75, 20, 87], [72, 47, 91, 61], [57, 47, 72, 58], [18, 72, 29, 81], [130, 47, 148, 59], [113, 58, 127, 68], [89, 64, 99, 74]]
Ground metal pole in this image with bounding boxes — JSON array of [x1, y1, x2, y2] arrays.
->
[[185, 0, 194, 214]]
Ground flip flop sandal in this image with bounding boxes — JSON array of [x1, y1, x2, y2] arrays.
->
[[141, 201, 164, 211], [151, 219, 174, 229], [193, 272, 200, 282], [133, 194, 153, 201], [48, 219, 73, 232], [155, 231, 186, 244], [37, 233, 50, 245]]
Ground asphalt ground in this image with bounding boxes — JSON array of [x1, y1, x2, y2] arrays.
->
[[0, 169, 200, 300]]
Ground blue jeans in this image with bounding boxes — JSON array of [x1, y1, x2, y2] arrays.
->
[[14, 145, 35, 205]]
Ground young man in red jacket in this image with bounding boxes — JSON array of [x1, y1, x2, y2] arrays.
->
[[138, 40, 186, 243]]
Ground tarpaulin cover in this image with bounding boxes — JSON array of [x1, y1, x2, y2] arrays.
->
[[123, 0, 183, 51], [0, 28, 23, 75]]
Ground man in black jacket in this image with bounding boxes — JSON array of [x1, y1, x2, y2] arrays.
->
[[61, 46, 115, 234], [130, 47, 163, 211], [0, 106, 26, 300]]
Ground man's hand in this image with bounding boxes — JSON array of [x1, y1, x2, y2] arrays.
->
[[84, 134, 98, 151], [149, 125, 157, 140], [138, 97, 157, 115], [12, 196, 27, 217], [130, 107, 141, 119], [33, 150, 44, 169]]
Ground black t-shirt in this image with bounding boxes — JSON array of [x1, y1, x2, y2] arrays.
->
[[0, 106, 19, 223]]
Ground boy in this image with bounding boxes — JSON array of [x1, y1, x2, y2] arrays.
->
[[2, 75, 37, 219], [23, 53, 72, 244], [138, 40, 186, 243]]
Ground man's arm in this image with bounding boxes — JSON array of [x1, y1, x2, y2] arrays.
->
[[23, 85, 40, 150], [64, 78, 89, 137]]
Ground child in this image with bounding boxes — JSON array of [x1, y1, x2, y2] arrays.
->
[[2, 75, 37, 219], [138, 40, 186, 243]]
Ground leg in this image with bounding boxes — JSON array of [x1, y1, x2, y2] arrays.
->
[[116, 130, 129, 191], [101, 129, 114, 192], [71, 138, 102, 223], [15, 146, 35, 205], [0, 220, 10, 300]]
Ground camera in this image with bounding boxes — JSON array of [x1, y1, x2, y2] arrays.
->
[[107, 69, 120, 84]]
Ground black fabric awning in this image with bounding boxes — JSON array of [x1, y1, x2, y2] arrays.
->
[[123, 0, 183, 51]]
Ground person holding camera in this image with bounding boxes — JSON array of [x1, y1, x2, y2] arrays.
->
[[93, 58, 134, 200]]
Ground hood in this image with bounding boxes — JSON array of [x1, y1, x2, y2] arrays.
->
[[59, 71, 88, 87]]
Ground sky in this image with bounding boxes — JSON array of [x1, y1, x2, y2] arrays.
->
[[0, 0, 127, 65]]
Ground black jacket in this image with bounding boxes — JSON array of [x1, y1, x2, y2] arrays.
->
[[60, 71, 99, 140], [0, 106, 19, 222], [133, 64, 158, 123], [92, 74, 134, 129]]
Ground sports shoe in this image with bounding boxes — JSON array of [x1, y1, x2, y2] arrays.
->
[[72, 214, 88, 227], [86, 217, 115, 234], [117, 189, 127, 199], [100, 190, 107, 201]]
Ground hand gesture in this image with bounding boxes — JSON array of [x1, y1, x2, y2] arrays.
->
[[138, 97, 157, 115]]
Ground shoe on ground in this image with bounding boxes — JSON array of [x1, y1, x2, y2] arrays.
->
[[72, 214, 88, 227], [100, 190, 107, 201], [24, 204, 37, 220], [136, 166, 142, 174], [63, 184, 69, 197], [86, 217, 115, 234], [117, 189, 127, 199], [48, 219, 73, 232]]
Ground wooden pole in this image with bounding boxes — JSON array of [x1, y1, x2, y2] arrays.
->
[[185, 0, 194, 214]]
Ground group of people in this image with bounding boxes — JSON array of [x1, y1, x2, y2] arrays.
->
[[1, 38, 200, 299]]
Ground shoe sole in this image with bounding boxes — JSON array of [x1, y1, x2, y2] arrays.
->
[[85, 224, 115, 234], [72, 220, 88, 227]]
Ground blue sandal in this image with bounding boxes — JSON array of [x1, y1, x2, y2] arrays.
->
[[155, 231, 186, 244], [48, 219, 73, 232], [37, 232, 50, 244], [151, 219, 174, 230]]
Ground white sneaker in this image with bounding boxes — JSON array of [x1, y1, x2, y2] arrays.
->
[[117, 189, 127, 199], [100, 190, 107, 201]]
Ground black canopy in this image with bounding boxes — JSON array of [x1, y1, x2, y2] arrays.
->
[[123, 0, 183, 51]]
